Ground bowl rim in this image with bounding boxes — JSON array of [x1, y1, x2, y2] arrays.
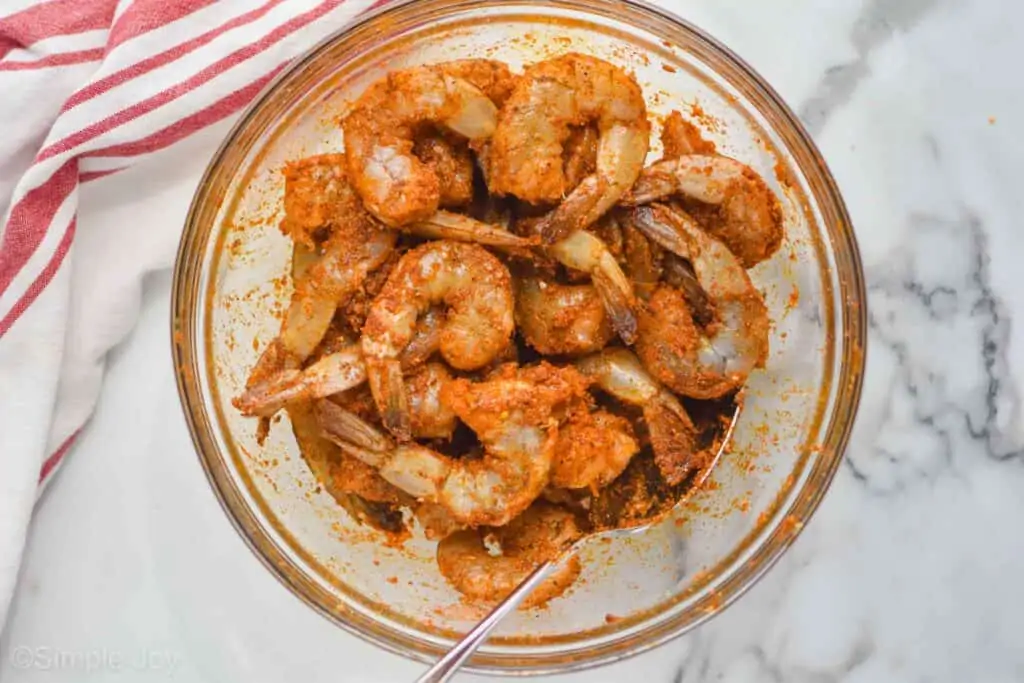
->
[[171, 0, 868, 675]]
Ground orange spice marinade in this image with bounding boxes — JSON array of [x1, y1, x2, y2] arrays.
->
[[232, 53, 784, 607]]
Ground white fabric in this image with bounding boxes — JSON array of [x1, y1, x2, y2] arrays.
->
[[0, 0, 381, 633]]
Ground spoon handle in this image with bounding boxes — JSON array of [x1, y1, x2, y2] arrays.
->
[[413, 558, 565, 683]]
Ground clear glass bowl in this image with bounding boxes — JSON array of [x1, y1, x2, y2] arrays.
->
[[171, 0, 866, 675]]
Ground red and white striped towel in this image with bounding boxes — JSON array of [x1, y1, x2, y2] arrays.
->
[[0, 0, 388, 632]]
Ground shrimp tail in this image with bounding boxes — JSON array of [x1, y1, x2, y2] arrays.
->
[[317, 399, 393, 453], [627, 204, 696, 259], [245, 338, 294, 388], [594, 239, 640, 343], [621, 174, 676, 206], [367, 359, 412, 441], [536, 175, 604, 244], [409, 211, 539, 249], [335, 442, 388, 470], [642, 394, 699, 486], [398, 306, 444, 369], [316, 401, 447, 496], [539, 123, 651, 244], [591, 268, 638, 344], [232, 370, 304, 417], [547, 229, 639, 344]]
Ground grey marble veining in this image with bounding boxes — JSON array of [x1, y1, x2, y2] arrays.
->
[[799, 0, 946, 133], [2, 1, 1022, 681], [641, 0, 1024, 681]]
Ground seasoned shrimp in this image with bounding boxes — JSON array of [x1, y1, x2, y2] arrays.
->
[[407, 211, 537, 250], [515, 275, 614, 356], [440, 58, 519, 107], [619, 211, 716, 323], [234, 316, 446, 419], [405, 363, 458, 440], [281, 223, 395, 361], [320, 364, 589, 527], [332, 244, 401, 334], [547, 229, 639, 344], [235, 344, 365, 418], [289, 400, 407, 506], [630, 204, 769, 399], [577, 348, 699, 486], [437, 502, 583, 607], [361, 240, 514, 439], [589, 211, 625, 259], [343, 60, 515, 226], [626, 154, 784, 267], [662, 252, 715, 327], [562, 125, 599, 192], [246, 158, 395, 392], [312, 365, 456, 445], [398, 306, 444, 369], [413, 134, 474, 207], [550, 407, 639, 492], [622, 219, 663, 301], [488, 53, 651, 243], [243, 242, 318, 401], [288, 399, 408, 535], [279, 154, 354, 248]]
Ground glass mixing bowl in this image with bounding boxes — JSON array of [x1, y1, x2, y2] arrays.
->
[[171, 0, 866, 675]]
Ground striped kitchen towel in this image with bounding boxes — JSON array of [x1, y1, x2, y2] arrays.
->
[[0, 0, 389, 632]]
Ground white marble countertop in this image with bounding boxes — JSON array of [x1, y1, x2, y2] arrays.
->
[[4, 0, 1024, 681]]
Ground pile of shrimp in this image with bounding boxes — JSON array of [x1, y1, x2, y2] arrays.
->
[[233, 54, 783, 608]]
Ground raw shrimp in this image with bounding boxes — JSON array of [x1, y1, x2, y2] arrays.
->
[[589, 211, 625, 259], [550, 407, 639, 492], [407, 211, 537, 250], [246, 158, 396, 393], [319, 364, 589, 527], [342, 60, 515, 226], [234, 316, 446, 419], [440, 58, 520, 107], [413, 134, 474, 207], [243, 245, 315, 396], [405, 363, 458, 440], [235, 344, 365, 418], [436, 502, 583, 607], [312, 365, 456, 445], [619, 210, 716, 323], [515, 275, 614, 356], [332, 244, 402, 334], [288, 397, 408, 535], [399, 306, 444, 369], [622, 219, 663, 301], [281, 223, 395, 361], [279, 154, 354, 248], [562, 125, 599, 192], [488, 53, 651, 243], [289, 400, 408, 508], [630, 204, 769, 399], [362, 240, 514, 438], [577, 348, 699, 486], [547, 229, 639, 344], [662, 252, 715, 327], [625, 154, 784, 267]]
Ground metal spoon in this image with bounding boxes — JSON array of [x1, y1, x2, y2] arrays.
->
[[414, 409, 739, 683]]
